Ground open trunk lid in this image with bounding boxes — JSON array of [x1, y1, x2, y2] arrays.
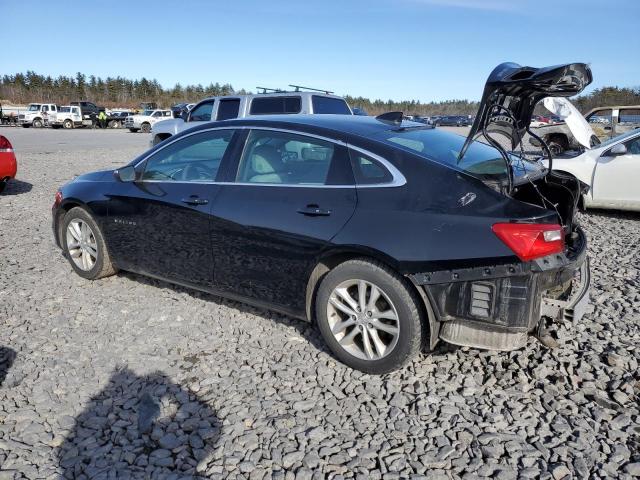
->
[[459, 62, 592, 161]]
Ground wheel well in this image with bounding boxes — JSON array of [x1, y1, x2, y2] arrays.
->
[[547, 133, 569, 147], [55, 201, 84, 244], [305, 252, 438, 349]]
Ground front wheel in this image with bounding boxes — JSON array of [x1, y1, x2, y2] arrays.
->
[[61, 207, 117, 280], [315, 259, 425, 374], [141, 122, 151, 133], [32, 118, 43, 128], [63, 119, 73, 129]]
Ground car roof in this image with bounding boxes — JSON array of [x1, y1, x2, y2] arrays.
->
[[195, 91, 347, 103], [184, 114, 429, 141]]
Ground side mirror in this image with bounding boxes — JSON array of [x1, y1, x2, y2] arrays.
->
[[114, 165, 136, 182], [609, 143, 627, 156]]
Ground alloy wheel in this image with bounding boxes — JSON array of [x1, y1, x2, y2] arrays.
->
[[66, 219, 98, 271], [326, 279, 400, 360]]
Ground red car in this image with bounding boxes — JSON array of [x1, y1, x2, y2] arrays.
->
[[0, 135, 17, 193]]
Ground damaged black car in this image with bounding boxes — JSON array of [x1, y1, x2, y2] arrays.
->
[[52, 62, 591, 374]]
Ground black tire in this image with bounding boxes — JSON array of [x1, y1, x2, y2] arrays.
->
[[32, 118, 43, 128], [21, 124, 30, 128], [61, 207, 117, 280], [315, 259, 425, 374], [0, 180, 6, 194], [63, 119, 73, 129], [110, 120, 120, 129], [141, 122, 151, 133], [129, 128, 139, 133]]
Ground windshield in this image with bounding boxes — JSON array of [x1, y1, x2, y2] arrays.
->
[[376, 127, 541, 181], [28, 104, 41, 111], [597, 127, 640, 149]]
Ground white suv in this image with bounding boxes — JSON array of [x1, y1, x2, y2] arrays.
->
[[151, 91, 352, 145]]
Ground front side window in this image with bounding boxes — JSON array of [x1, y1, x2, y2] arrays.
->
[[217, 99, 240, 121], [142, 129, 235, 182], [624, 136, 640, 155], [249, 96, 301, 115], [189, 101, 215, 122], [587, 109, 612, 124], [236, 130, 335, 184], [152, 111, 162, 118], [311, 96, 352, 115]]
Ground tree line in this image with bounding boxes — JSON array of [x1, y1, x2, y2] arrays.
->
[[1, 71, 639, 115]]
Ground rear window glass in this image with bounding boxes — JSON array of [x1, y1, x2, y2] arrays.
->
[[350, 151, 392, 185], [250, 96, 301, 115], [312, 96, 352, 115], [377, 128, 538, 180], [619, 109, 640, 124]]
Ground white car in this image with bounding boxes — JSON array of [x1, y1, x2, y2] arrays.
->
[[550, 128, 640, 212], [49, 105, 84, 129]]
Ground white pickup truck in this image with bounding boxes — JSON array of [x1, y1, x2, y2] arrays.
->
[[19, 103, 58, 128], [124, 109, 173, 133], [49, 106, 85, 129]]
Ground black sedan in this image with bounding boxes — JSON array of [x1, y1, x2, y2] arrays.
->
[[52, 64, 591, 374]]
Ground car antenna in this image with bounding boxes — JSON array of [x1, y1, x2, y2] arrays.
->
[[375, 111, 404, 126], [288, 84, 334, 94]]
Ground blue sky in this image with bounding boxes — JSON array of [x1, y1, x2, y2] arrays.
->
[[2, 0, 639, 102]]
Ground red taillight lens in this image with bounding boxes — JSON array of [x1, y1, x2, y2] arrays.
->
[[492, 223, 564, 262], [54, 191, 63, 207], [0, 135, 13, 152]]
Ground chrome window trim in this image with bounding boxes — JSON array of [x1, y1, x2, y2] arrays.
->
[[134, 125, 406, 188]]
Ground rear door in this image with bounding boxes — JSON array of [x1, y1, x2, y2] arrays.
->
[[592, 134, 640, 209], [210, 128, 357, 314], [216, 99, 241, 121], [105, 128, 240, 287]]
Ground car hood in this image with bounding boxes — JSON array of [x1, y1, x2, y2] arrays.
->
[[459, 62, 592, 160], [71, 169, 113, 183]]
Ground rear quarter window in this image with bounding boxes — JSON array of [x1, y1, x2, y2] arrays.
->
[[311, 96, 352, 115], [249, 96, 301, 115]]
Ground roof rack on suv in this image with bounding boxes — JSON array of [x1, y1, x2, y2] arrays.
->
[[256, 87, 287, 94], [289, 85, 334, 94]]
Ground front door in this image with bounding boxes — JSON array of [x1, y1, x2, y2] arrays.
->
[[106, 128, 239, 287], [592, 134, 640, 209], [210, 128, 357, 314]]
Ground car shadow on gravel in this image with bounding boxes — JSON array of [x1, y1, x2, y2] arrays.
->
[[2, 179, 33, 195], [119, 271, 331, 354], [0, 346, 16, 387], [585, 209, 640, 221], [57, 367, 220, 479]]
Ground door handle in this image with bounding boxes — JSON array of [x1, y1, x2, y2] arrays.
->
[[181, 197, 209, 206], [297, 204, 331, 216]]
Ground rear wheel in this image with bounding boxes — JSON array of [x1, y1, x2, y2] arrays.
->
[[129, 128, 139, 133], [141, 122, 151, 133], [63, 119, 73, 129], [315, 259, 425, 374], [0, 179, 7, 194], [61, 207, 117, 280]]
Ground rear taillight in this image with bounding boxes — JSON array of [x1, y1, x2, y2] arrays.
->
[[492, 222, 564, 262], [54, 191, 63, 207], [0, 135, 13, 152]]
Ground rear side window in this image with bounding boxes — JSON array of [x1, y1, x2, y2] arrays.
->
[[619, 108, 640, 124], [236, 129, 336, 185], [312, 96, 352, 115], [189, 101, 215, 122], [249, 96, 301, 115], [349, 151, 392, 185], [217, 99, 240, 120]]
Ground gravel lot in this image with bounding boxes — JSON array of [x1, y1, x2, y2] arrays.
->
[[1, 127, 639, 479]]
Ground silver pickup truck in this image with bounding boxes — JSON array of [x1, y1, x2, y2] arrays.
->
[[150, 90, 353, 146]]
